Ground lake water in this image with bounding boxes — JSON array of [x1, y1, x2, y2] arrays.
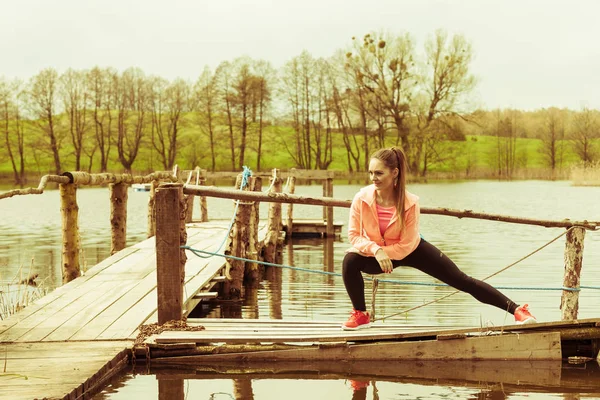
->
[[1, 180, 599, 399]]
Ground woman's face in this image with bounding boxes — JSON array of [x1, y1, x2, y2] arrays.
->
[[369, 158, 398, 191]]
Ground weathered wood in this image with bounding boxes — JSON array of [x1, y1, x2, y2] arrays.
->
[[109, 182, 128, 255], [153, 331, 562, 361], [561, 227, 586, 320], [0, 174, 70, 199], [159, 378, 184, 400], [264, 169, 282, 263], [152, 360, 566, 389], [182, 185, 600, 230], [198, 169, 208, 222], [285, 170, 296, 237], [147, 180, 158, 238], [223, 175, 254, 299], [245, 177, 262, 282], [192, 292, 218, 299], [234, 379, 254, 400], [155, 183, 183, 324], [63, 170, 176, 185], [60, 183, 81, 283], [203, 169, 334, 180], [322, 177, 334, 237], [0, 341, 130, 400]]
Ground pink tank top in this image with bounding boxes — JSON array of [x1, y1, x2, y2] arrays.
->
[[376, 204, 395, 236]]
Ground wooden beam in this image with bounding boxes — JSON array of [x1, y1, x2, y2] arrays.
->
[[59, 183, 81, 283], [151, 331, 562, 361], [109, 182, 128, 254], [183, 185, 599, 230], [561, 227, 586, 320], [155, 183, 183, 324]]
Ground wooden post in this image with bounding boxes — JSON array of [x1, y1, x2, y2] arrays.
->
[[233, 379, 254, 400], [223, 174, 253, 299], [325, 176, 334, 237], [286, 169, 296, 238], [155, 183, 183, 324], [561, 227, 586, 321], [199, 169, 208, 222], [147, 180, 159, 238], [158, 378, 184, 400], [264, 169, 282, 263], [59, 183, 81, 283], [185, 194, 195, 223], [109, 182, 128, 254], [245, 176, 262, 283]]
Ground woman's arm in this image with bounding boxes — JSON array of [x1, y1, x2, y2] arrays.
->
[[347, 193, 381, 256], [381, 202, 420, 259]]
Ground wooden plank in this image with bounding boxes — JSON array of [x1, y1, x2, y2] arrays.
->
[[153, 331, 562, 361], [1, 281, 115, 342], [44, 280, 140, 341], [17, 281, 128, 342], [0, 247, 139, 335], [151, 359, 563, 387], [192, 292, 218, 299], [0, 341, 130, 400]]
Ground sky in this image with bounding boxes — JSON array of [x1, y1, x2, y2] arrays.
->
[[1, 0, 599, 111]]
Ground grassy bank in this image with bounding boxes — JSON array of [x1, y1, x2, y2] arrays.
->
[[0, 117, 596, 186]]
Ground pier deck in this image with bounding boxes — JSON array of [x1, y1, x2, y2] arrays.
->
[[0, 221, 249, 400]]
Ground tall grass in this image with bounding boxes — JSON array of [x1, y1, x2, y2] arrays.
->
[[570, 162, 600, 186], [0, 258, 47, 320]]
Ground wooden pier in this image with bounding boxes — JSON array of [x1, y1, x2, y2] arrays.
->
[[0, 221, 265, 400], [1, 169, 599, 400]]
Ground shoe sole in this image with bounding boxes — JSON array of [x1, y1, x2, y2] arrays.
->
[[341, 323, 371, 331], [516, 317, 537, 325]]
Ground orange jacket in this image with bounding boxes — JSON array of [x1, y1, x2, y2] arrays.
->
[[347, 185, 420, 260]]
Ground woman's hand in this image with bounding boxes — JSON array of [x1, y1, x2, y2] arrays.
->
[[375, 248, 393, 274]]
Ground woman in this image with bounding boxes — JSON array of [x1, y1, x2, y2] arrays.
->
[[342, 147, 536, 330]]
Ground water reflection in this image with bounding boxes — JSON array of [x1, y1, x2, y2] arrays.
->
[[93, 360, 600, 400]]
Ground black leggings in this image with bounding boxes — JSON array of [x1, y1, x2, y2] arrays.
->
[[342, 239, 518, 314]]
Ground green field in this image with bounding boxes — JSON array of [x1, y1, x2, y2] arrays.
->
[[0, 114, 593, 183]]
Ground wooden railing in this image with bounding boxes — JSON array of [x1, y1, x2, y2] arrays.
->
[[152, 180, 598, 324]]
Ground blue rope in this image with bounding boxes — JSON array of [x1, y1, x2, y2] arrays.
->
[[192, 166, 253, 259], [182, 246, 600, 292]]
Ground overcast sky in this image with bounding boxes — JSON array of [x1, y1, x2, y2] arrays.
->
[[1, 0, 598, 110]]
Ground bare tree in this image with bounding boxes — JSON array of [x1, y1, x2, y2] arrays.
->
[[571, 107, 599, 165], [280, 51, 318, 169], [327, 52, 361, 172], [312, 59, 334, 169], [0, 78, 27, 184], [116, 68, 148, 172], [215, 61, 237, 170], [413, 30, 476, 173], [345, 32, 416, 165], [87, 67, 117, 172], [540, 107, 567, 175], [149, 77, 188, 169], [231, 59, 254, 170], [193, 67, 218, 172], [252, 60, 274, 171], [28, 68, 62, 174], [61, 69, 90, 170]]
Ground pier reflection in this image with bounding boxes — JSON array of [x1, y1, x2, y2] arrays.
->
[[135, 360, 600, 400]]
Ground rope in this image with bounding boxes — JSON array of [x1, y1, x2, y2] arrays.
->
[[377, 225, 579, 321], [191, 166, 252, 259], [183, 225, 600, 293]]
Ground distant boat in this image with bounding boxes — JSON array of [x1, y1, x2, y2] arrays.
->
[[132, 183, 151, 192]]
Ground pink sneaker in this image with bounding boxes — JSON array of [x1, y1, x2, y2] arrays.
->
[[342, 309, 371, 330], [514, 304, 537, 324], [350, 380, 369, 391]]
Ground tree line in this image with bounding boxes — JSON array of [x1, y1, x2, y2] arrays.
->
[[1, 30, 599, 185]]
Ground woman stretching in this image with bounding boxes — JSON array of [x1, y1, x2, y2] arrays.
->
[[342, 147, 536, 330]]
